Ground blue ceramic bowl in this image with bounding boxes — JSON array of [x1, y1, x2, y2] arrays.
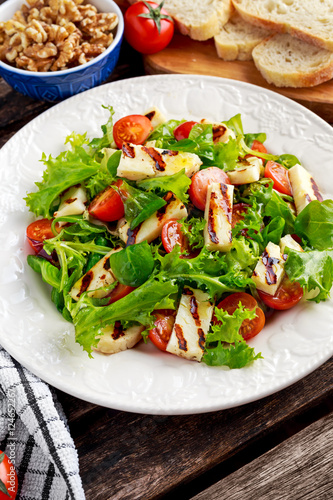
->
[[0, 0, 124, 102]]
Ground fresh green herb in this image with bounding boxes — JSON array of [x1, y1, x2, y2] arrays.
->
[[137, 168, 191, 203], [109, 241, 155, 287], [294, 200, 333, 250], [122, 182, 166, 229]]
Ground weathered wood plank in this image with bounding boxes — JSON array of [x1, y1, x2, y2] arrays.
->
[[61, 357, 332, 500], [191, 412, 333, 500]]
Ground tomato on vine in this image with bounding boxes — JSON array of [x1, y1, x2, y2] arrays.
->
[[124, 1, 174, 54]]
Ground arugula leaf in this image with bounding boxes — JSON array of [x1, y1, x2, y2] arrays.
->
[[203, 304, 263, 368], [122, 182, 166, 229], [106, 149, 121, 176], [137, 168, 191, 203], [109, 241, 155, 286], [27, 255, 61, 290], [25, 148, 100, 217], [88, 105, 116, 153], [294, 200, 333, 250], [285, 247, 333, 302], [72, 278, 178, 355]]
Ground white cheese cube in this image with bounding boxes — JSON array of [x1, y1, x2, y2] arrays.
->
[[54, 185, 87, 219], [166, 287, 214, 362], [144, 106, 166, 129], [252, 242, 285, 295], [279, 234, 303, 255], [288, 164, 323, 214], [227, 157, 262, 185], [204, 182, 234, 252], [200, 119, 236, 143], [118, 193, 188, 245], [117, 143, 202, 181], [95, 324, 144, 354], [70, 246, 122, 301]]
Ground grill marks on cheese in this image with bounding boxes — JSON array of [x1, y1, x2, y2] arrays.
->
[[166, 288, 214, 362], [288, 164, 323, 214], [252, 241, 285, 295], [117, 142, 202, 181], [204, 182, 234, 252]]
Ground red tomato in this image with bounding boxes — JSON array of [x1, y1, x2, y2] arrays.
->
[[26, 218, 59, 253], [0, 451, 18, 500], [124, 2, 174, 54], [189, 167, 231, 211], [161, 219, 186, 253], [88, 180, 125, 222], [251, 140, 267, 154], [257, 276, 303, 310], [106, 283, 135, 305], [173, 121, 198, 141], [215, 292, 265, 341], [148, 309, 176, 351], [264, 161, 292, 196], [113, 115, 153, 150]]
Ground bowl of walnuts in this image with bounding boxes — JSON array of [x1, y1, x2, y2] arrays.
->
[[0, 0, 124, 101]]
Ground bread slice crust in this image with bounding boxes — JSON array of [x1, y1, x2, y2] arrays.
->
[[232, 0, 333, 51]]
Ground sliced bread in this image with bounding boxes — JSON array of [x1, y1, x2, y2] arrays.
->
[[127, 0, 234, 41], [232, 0, 333, 51], [252, 33, 333, 87], [214, 12, 272, 61]]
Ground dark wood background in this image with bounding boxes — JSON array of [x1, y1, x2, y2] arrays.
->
[[0, 0, 332, 498]]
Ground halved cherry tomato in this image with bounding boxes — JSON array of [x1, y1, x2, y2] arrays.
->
[[257, 275, 303, 310], [106, 283, 136, 305], [113, 114, 153, 150], [173, 121, 198, 141], [214, 292, 265, 341], [26, 218, 59, 253], [88, 180, 125, 222], [0, 450, 18, 500], [161, 219, 186, 253], [148, 309, 176, 351], [189, 167, 231, 211], [264, 161, 292, 196], [245, 140, 268, 164]]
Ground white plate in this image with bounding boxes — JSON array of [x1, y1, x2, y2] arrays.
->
[[0, 75, 333, 415]]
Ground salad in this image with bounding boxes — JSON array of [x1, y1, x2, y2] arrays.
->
[[24, 106, 333, 369]]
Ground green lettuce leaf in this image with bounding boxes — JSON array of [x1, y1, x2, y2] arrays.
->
[[137, 168, 191, 203], [203, 340, 263, 369], [294, 200, 333, 250], [285, 247, 333, 302], [109, 241, 155, 287], [122, 182, 166, 229]]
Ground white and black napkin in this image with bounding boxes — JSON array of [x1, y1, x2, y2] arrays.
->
[[0, 346, 85, 499]]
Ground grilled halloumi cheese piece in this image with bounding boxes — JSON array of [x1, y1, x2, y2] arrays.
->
[[54, 184, 87, 219], [166, 288, 214, 362], [95, 323, 144, 354], [118, 192, 188, 245], [117, 143, 202, 181], [70, 246, 122, 301], [252, 242, 285, 295], [279, 234, 303, 255], [200, 119, 236, 143], [204, 182, 234, 252], [288, 164, 323, 214], [144, 106, 166, 129], [227, 157, 262, 185]]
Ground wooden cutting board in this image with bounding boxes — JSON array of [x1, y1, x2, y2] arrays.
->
[[143, 34, 333, 123]]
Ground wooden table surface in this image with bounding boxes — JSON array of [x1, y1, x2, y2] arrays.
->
[[1, 0, 332, 498]]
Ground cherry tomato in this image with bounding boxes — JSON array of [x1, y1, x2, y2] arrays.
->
[[245, 140, 268, 164], [106, 283, 136, 305], [124, 2, 174, 54], [215, 292, 265, 341], [257, 276, 303, 310], [148, 309, 176, 351], [264, 161, 292, 196], [26, 218, 59, 253], [0, 451, 18, 500], [173, 121, 198, 141], [161, 219, 186, 253], [113, 114, 153, 150], [189, 167, 231, 211], [88, 180, 125, 222]]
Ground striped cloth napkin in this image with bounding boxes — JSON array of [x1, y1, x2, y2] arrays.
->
[[0, 347, 85, 500]]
